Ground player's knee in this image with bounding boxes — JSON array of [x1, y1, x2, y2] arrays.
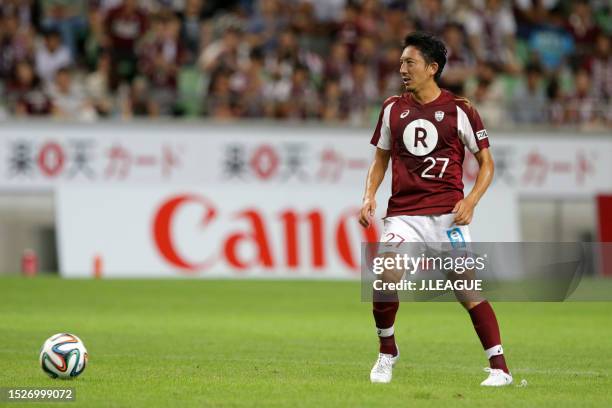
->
[[376, 252, 405, 284]]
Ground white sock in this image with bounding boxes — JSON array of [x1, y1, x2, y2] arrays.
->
[[377, 325, 394, 338], [485, 344, 504, 359]]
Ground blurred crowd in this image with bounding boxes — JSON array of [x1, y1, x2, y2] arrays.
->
[[0, 0, 610, 129]]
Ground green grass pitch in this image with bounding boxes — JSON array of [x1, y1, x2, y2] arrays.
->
[[1, 277, 611, 407]]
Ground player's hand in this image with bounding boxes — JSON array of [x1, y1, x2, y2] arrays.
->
[[452, 198, 476, 225], [360, 197, 376, 228]]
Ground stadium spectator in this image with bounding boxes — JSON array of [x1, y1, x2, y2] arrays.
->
[[6, 60, 53, 117], [0, 11, 36, 81], [279, 64, 320, 119], [320, 79, 348, 121], [354, 35, 378, 69], [335, 3, 361, 56], [177, 0, 207, 65], [206, 69, 238, 119], [356, 0, 381, 37], [0, 0, 38, 29], [513, 0, 561, 38], [526, 7, 575, 73], [35, 28, 72, 84], [565, 67, 603, 126], [234, 49, 267, 118], [324, 40, 351, 81], [378, 3, 414, 45], [583, 33, 612, 102], [198, 27, 246, 77], [465, 62, 508, 126], [510, 63, 547, 124], [566, 0, 601, 59], [85, 52, 113, 116], [463, 0, 520, 73], [377, 44, 403, 96], [343, 59, 378, 125], [105, 0, 149, 87], [303, 0, 347, 23], [411, 0, 448, 37], [0, 0, 608, 127], [546, 75, 567, 125], [440, 22, 476, 95], [47, 67, 96, 120], [265, 28, 323, 85], [83, 7, 108, 70], [139, 14, 184, 115], [247, 0, 288, 52], [40, 0, 87, 59], [290, 2, 321, 54], [122, 76, 152, 117]]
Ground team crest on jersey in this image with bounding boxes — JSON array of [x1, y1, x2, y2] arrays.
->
[[435, 111, 444, 122], [476, 129, 488, 140], [400, 110, 410, 119]]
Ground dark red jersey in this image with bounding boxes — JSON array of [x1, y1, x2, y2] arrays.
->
[[105, 6, 148, 52], [370, 89, 490, 217]]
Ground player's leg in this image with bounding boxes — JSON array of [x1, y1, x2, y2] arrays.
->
[[462, 299, 512, 386], [370, 216, 418, 383], [372, 250, 404, 357], [373, 217, 415, 357], [370, 252, 400, 383], [437, 215, 513, 386], [370, 249, 401, 383], [370, 283, 400, 383], [372, 286, 399, 356]]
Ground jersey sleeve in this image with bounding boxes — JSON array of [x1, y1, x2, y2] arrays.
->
[[456, 99, 490, 154], [370, 96, 398, 150]]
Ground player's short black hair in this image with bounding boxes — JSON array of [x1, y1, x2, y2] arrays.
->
[[403, 32, 447, 82]]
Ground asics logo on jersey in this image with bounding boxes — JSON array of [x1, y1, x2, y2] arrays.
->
[[400, 110, 410, 119], [402, 119, 438, 156]]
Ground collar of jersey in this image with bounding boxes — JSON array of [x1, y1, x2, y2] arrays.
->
[[404, 89, 447, 107]]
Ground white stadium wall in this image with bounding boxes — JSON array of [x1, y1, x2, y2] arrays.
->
[[0, 122, 610, 277]]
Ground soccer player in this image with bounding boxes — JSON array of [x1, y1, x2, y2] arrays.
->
[[359, 32, 512, 386]]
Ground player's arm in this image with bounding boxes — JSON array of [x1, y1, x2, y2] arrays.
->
[[453, 147, 494, 225], [360, 148, 391, 228]]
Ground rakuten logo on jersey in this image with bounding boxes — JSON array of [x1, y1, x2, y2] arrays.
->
[[403, 119, 438, 156], [152, 194, 379, 275]]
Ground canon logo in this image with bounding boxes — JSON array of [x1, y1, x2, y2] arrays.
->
[[152, 194, 379, 273]]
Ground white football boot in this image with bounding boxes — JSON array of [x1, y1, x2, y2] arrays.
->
[[480, 368, 513, 387], [369, 350, 399, 383]]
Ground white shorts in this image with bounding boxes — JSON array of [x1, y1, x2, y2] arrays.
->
[[378, 214, 472, 254]]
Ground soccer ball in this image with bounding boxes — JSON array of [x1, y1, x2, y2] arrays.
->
[[39, 333, 88, 379]]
